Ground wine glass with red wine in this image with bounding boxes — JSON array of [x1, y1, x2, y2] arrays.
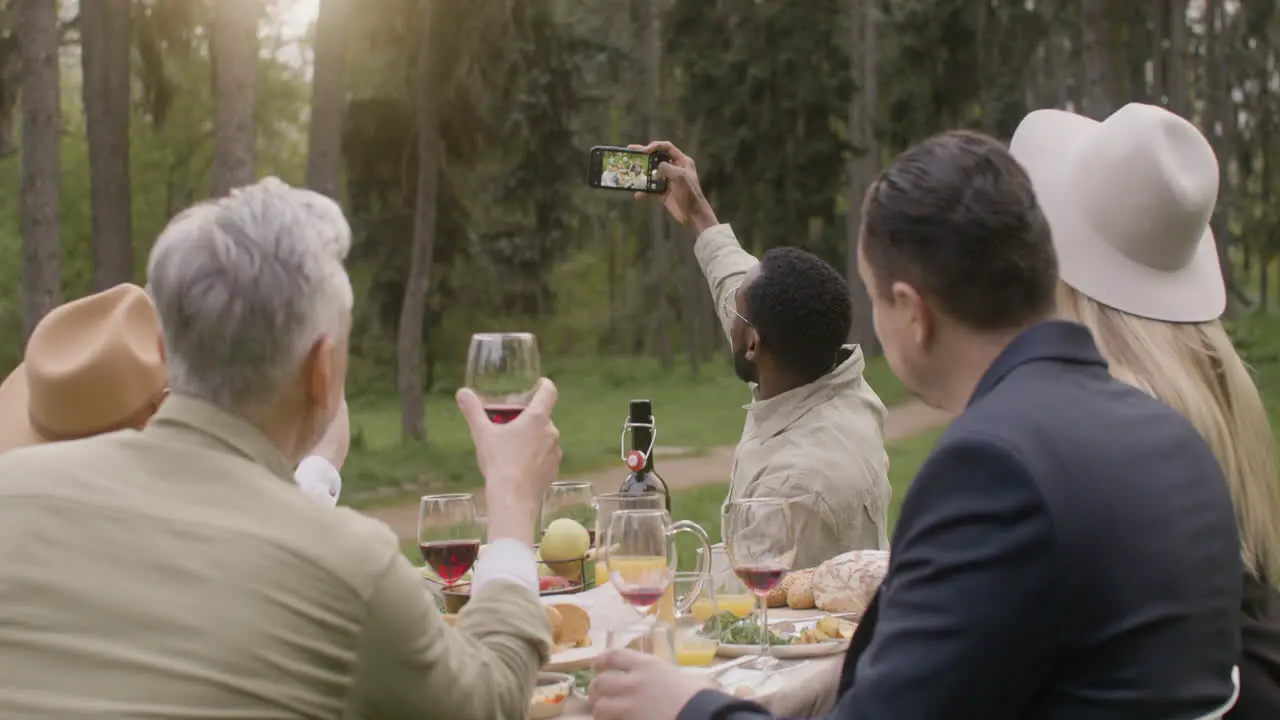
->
[[418, 493, 483, 587], [724, 497, 795, 671], [604, 509, 675, 617], [465, 332, 541, 424]]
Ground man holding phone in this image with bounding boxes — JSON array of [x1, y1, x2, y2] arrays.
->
[[628, 141, 891, 572]]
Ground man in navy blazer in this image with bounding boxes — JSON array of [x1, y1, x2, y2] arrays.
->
[[587, 131, 1242, 719]]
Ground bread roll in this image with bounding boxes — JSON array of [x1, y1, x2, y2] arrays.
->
[[811, 550, 889, 616], [766, 573, 795, 607], [786, 568, 816, 609]]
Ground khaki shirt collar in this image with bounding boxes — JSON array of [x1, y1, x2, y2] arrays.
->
[[746, 345, 866, 439], [147, 394, 296, 484]]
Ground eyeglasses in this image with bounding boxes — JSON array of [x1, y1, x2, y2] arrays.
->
[[722, 287, 752, 327]]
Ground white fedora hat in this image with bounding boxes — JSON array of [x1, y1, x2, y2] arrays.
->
[[1009, 102, 1225, 323]]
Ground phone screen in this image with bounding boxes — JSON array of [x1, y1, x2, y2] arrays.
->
[[588, 147, 667, 194]]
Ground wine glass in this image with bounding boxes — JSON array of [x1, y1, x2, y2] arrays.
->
[[541, 481, 597, 545], [418, 493, 483, 587], [605, 509, 674, 616], [724, 498, 795, 671], [697, 545, 758, 620], [465, 332, 541, 423], [592, 492, 666, 586]]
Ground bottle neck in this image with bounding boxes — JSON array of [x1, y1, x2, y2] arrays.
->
[[630, 418, 656, 472]]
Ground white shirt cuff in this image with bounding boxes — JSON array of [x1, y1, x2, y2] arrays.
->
[[471, 538, 538, 596], [294, 455, 342, 507]]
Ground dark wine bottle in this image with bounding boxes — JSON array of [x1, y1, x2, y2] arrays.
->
[[618, 399, 671, 513]]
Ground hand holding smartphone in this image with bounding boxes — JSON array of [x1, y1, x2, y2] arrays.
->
[[588, 146, 670, 194]]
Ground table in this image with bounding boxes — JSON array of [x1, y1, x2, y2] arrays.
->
[[546, 586, 845, 719]]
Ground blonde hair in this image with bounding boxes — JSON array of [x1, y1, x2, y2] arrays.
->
[[1058, 282, 1280, 581]]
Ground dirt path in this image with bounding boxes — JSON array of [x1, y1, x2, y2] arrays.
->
[[360, 400, 950, 539]]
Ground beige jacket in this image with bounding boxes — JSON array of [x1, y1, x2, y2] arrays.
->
[[0, 395, 550, 719], [696, 224, 891, 570]]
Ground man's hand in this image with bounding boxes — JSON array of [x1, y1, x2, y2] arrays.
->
[[456, 379, 562, 544], [588, 649, 716, 720], [628, 141, 719, 236], [310, 397, 351, 470]]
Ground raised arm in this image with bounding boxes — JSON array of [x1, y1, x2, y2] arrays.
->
[[694, 225, 759, 344], [628, 140, 760, 346]]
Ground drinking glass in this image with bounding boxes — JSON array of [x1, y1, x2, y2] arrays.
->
[[724, 498, 795, 671], [418, 493, 483, 586], [604, 509, 712, 617], [592, 492, 666, 586], [542, 481, 597, 545], [696, 545, 757, 620], [465, 332, 541, 423], [606, 620, 677, 662], [674, 571, 720, 667]]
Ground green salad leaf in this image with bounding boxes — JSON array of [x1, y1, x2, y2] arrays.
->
[[699, 611, 793, 646]]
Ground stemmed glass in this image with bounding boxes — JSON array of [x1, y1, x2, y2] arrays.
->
[[541, 481, 597, 546], [418, 493, 483, 586], [605, 509, 675, 616], [724, 498, 795, 671], [592, 492, 666, 587], [465, 332, 541, 424]]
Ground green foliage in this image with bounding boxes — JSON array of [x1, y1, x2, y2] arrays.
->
[[665, 0, 852, 262]]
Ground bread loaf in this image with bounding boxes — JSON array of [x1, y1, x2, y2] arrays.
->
[[766, 573, 795, 607], [786, 568, 816, 609], [811, 550, 889, 616]]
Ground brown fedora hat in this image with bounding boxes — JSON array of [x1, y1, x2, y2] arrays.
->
[[0, 284, 168, 453]]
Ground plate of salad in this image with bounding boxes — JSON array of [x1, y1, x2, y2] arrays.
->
[[702, 612, 855, 659]]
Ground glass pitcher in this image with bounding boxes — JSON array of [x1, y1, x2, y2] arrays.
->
[[603, 508, 712, 622], [592, 492, 667, 587]]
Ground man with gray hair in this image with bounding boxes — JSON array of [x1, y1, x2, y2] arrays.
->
[[0, 178, 561, 719]]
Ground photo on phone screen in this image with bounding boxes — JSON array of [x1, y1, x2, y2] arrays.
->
[[588, 146, 668, 194]]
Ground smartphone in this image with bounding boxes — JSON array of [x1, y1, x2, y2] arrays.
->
[[588, 146, 669, 194]]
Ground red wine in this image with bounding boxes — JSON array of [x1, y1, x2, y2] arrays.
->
[[420, 540, 481, 583], [484, 404, 525, 424], [617, 585, 667, 609], [735, 564, 787, 596]]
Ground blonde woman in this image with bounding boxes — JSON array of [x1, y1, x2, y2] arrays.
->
[[1011, 102, 1280, 718]]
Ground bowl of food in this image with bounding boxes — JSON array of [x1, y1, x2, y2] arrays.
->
[[529, 672, 574, 719]]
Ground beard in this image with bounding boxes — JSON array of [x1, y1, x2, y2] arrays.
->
[[732, 340, 757, 384]]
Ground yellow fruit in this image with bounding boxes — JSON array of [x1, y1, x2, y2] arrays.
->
[[540, 518, 590, 580]]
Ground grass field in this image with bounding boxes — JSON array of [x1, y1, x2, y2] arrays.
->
[[346, 353, 910, 501]]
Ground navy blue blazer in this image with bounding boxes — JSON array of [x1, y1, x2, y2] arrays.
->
[[680, 322, 1242, 720]]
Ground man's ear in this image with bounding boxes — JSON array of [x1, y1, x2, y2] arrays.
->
[[891, 281, 934, 349], [744, 328, 761, 360], [303, 336, 337, 412]]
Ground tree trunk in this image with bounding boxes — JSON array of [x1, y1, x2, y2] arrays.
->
[[1080, 0, 1119, 119], [81, 0, 135, 289], [844, 0, 879, 355], [306, 0, 349, 199], [397, 1, 441, 443], [1166, 0, 1189, 117], [1205, 0, 1237, 309], [643, 0, 672, 370], [18, 0, 60, 341], [210, 0, 260, 196]]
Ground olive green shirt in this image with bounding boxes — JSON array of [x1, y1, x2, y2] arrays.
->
[[696, 224, 892, 569], [0, 395, 551, 719]]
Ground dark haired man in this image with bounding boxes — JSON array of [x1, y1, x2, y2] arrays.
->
[[589, 132, 1242, 720], [627, 141, 891, 571]]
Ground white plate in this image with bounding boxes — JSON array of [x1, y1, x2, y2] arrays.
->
[[712, 617, 851, 659], [715, 639, 848, 659]]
